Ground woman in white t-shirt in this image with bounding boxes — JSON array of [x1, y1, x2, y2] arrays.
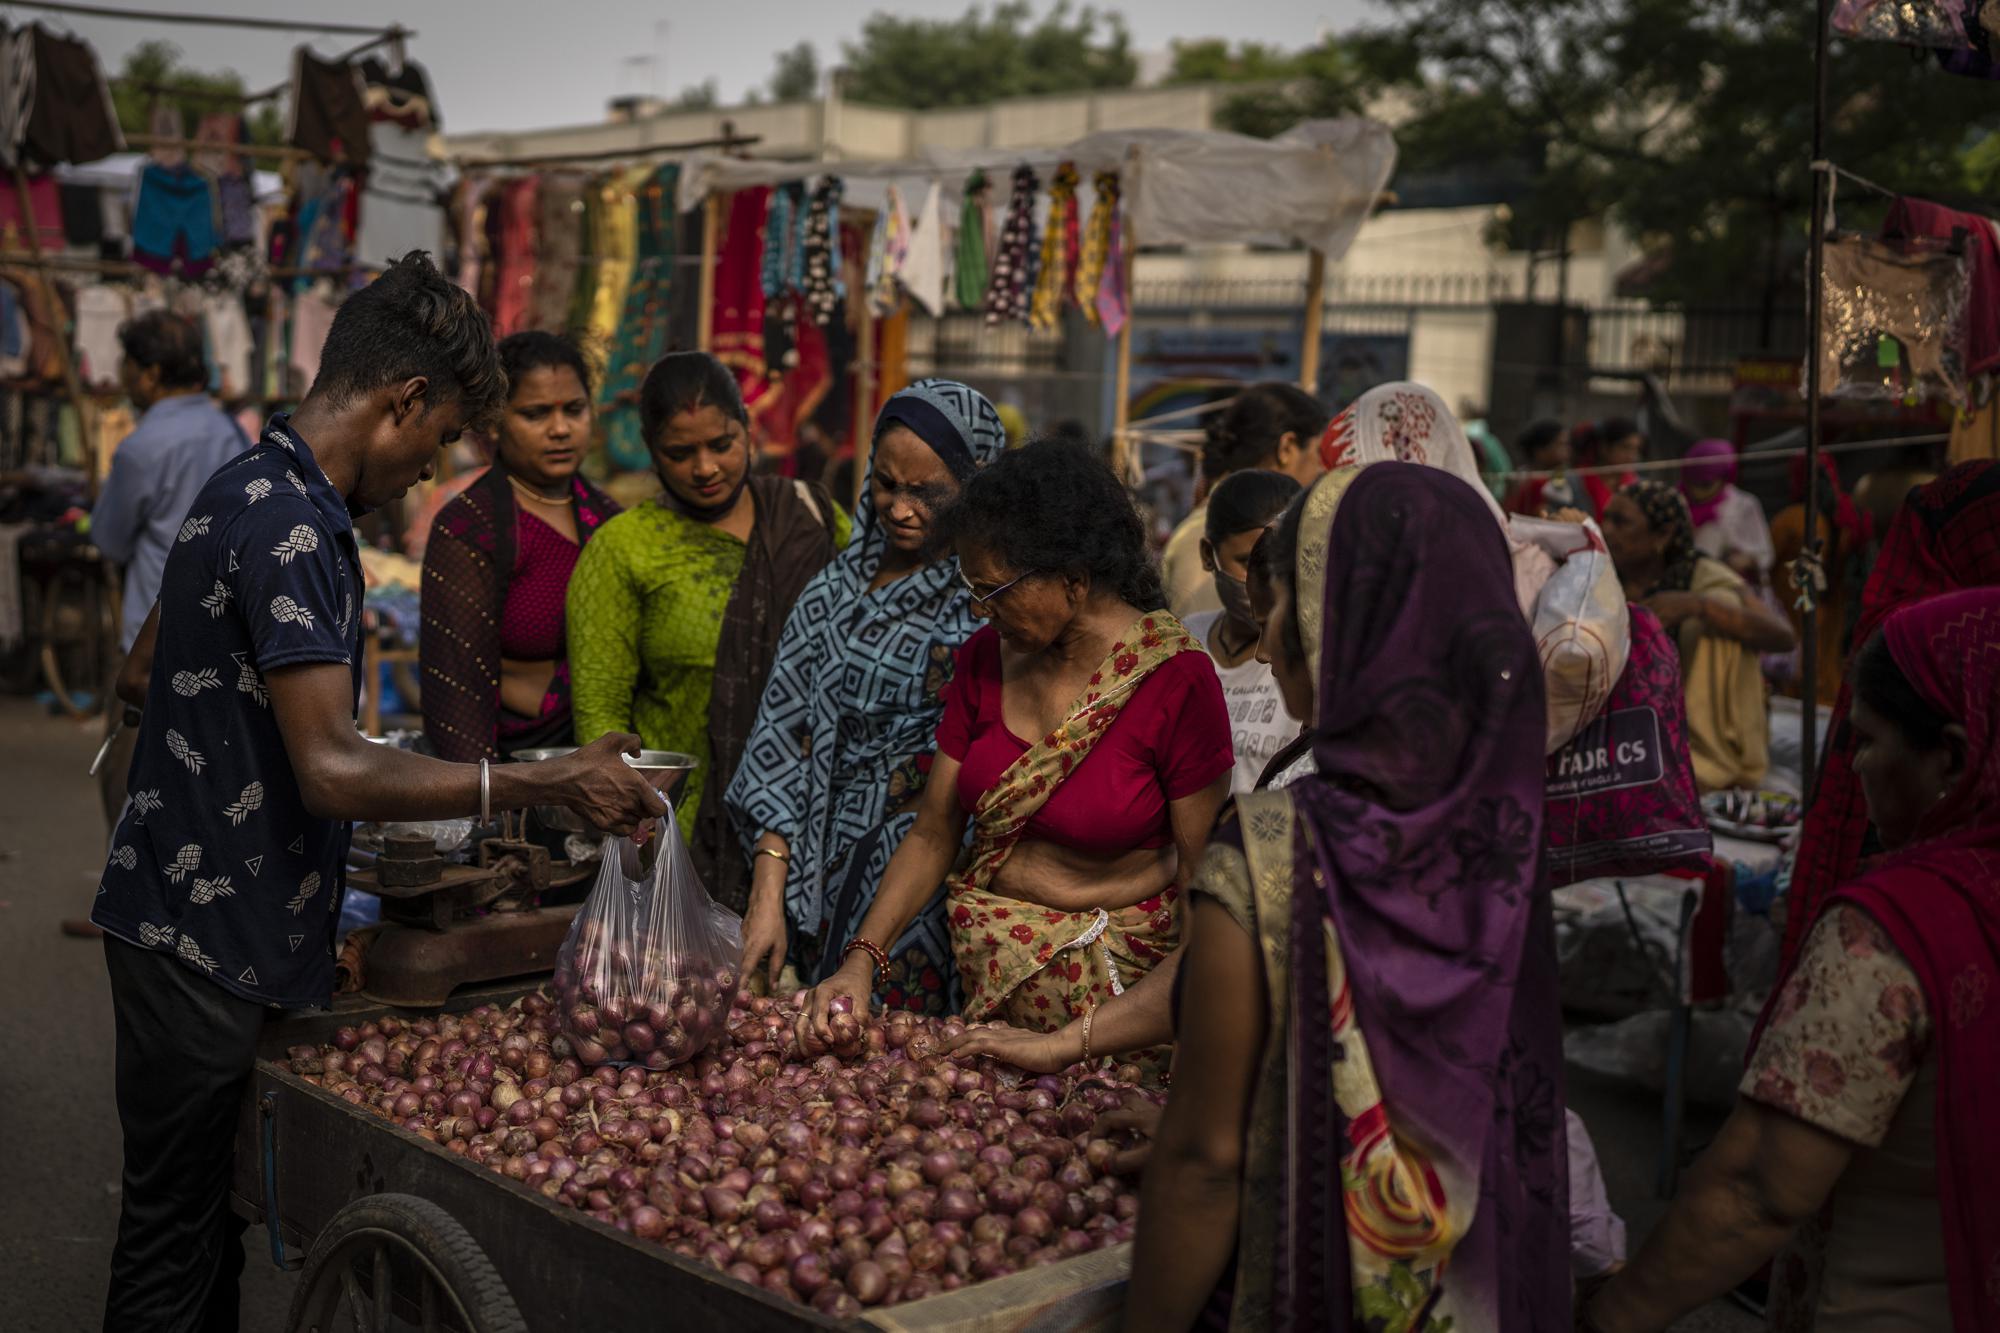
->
[[1184, 470, 1303, 795]]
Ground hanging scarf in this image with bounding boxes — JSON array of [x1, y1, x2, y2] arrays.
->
[[802, 175, 845, 328], [1212, 463, 1565, 1331], [760, 182, 805, 300], [724, 380, 1007, 1009], [1075, 171, 1119, 327], [1783, 461, 2000, 967], [865, 185, 909, 318], [1095, 196, 1128, 337], [901, 182, 947, 318], [984, 165, 1038, 327], [953, 170, 991, 311], [1030, 161, 1080, 332], [711, 186, 771, 416]]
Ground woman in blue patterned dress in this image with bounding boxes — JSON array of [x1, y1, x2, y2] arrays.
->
[[726, 380, 1007, 1014]]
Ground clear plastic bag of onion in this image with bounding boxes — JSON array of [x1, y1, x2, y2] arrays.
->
[[550, 811, 742, 1071], [286, 994, 1156, 1311]]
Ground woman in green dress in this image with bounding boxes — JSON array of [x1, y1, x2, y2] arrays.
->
[[568, 352, 849, 910]]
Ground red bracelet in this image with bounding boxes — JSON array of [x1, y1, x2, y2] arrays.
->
[[843, 936, 890, 984]]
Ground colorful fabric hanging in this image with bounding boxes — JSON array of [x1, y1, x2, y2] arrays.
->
[[865, 185, 910, 317], [953, 170, 991, 310], [712, 186, 773, 415], [600, 163, 678, 471], [902, 182, 947, 317], [802, 175, 845, 327], [1095, 195, 1129, 338], [983, 165, 1038, 326], [1029, 162, 1079, 332], [1075, 171, 1119, 327], [761, 182, 806, 300]]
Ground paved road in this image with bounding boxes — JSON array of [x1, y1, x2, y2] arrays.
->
[[0, 697, 1755, 1332]]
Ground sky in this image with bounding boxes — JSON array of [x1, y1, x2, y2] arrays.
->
[[8, 0, 1378, 136]]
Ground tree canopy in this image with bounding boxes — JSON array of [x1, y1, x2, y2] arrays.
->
[[839, 2, 1135, 109], [112, 41, 282, 147], [768, 42, 820, 102]]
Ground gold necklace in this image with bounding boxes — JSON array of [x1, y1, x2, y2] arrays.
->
[[508, 475, 573, 506]]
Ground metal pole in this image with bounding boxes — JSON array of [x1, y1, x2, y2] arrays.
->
[[1801, 0, 1831, 797]]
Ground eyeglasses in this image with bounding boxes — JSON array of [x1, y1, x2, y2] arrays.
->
[[958, 568, 1038, 607]]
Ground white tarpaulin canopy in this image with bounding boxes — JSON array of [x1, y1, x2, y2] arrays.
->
[[675, 118, 1396, 261]]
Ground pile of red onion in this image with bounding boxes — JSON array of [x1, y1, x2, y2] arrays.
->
[[286, 990, 1152, 1312], [549, 920, 736, 1070]]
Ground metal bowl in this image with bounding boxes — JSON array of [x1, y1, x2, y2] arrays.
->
[[510, 747, 698, 833]]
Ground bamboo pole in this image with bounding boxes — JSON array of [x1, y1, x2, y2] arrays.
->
[[1111, 215, 1137, 485], [696, 194, 722, 353], [1299, 247, 1327, 393], [10, 164, 98, 497], [9, 0, 392, 33], [1801, 0, 1832, 797]]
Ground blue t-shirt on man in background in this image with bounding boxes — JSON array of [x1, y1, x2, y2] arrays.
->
[[90, 394, 248, 652]]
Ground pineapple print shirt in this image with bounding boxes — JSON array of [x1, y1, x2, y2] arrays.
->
[[93, 416, 363, 1008]]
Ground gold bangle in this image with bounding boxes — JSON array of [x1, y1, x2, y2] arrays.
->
[[1081, 1006, 1095, 1065], [755, 847, 790, 864]]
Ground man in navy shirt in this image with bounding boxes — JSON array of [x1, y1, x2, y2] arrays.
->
[[92, 252, 665, 1332]]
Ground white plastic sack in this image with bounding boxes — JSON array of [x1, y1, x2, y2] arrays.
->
[[1512, 515, 1630, 753]]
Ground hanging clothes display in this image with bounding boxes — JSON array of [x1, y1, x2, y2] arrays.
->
[[202, 292, 254, 399], [801, 176, 845, 327], [486, 175, 538, 337], [72, 283, 127, 387], [712, 186, 773, 416], [1882, 197, 2000, 377], [358, 55, 440, 131], [599, 163, 680, 471], [357, 123, 447, 268], [1029, 162, 1080, 331], [0, 171, 62, 251], [865, 185, 910, 318], [953, 170, 991, 311], [1096, 188, 1129, 337], [132, 163, 219, 277], [1075, 171, 1120, 328], [901, 182, 947, 317], [287, 48, 371, 165], [528, 173, 586, 332], [14, 23, 124, 168], [583, 167, 642, 349], [455, 177, 490, 299], [983, 165, 1038, 326], [1820, 231, 1972, 406]]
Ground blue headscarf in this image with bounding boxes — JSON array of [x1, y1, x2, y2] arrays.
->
[[724, 379, 1006, 1004]]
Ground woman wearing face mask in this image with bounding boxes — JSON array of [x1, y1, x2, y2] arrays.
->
[[727, 381, 1008, 1013], [1184, 469, 1303, 796], [797, 439, 1233, 1070], [420, 331, 621, 763], [568, 352, 850, 910], [1583, 589, 2000, 1333]]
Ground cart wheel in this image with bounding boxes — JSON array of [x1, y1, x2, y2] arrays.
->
[[287, 1193, 526, 1333]]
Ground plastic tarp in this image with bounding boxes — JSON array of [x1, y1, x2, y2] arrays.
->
[[675, 118, 1397, 262]]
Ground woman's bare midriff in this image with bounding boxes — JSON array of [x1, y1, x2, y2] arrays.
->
[[499, 658, 557, 718], [985, 838, 1178, 913]]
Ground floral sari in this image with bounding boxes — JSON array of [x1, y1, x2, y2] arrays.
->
[[945, 613, 1198, 1035]]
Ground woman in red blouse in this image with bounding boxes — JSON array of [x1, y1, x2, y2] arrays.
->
[[420, 332, 620, 762], [800, 440, 1233, 1067]]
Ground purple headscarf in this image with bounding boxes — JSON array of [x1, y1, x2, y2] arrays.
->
[[1679, 438, 1738, 528], [1278, 463, 1569, 1327]]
